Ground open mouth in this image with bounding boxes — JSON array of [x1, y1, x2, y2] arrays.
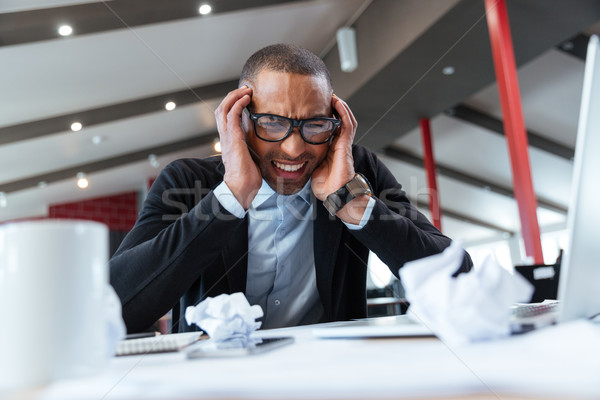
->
[[273, 161, 306, 172]]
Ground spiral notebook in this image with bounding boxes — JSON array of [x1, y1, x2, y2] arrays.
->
[[116, 332, 204, 356]]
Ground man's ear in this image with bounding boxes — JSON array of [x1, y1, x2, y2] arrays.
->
[[241, 108, 252, 136]]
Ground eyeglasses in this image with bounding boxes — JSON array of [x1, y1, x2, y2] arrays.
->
[[245, 109, 341, 145]]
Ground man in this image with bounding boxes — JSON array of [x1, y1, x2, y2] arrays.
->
[[110, 43, 471, 333]]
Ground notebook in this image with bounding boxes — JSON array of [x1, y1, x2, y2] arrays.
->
[[116, 332, 204, 356]]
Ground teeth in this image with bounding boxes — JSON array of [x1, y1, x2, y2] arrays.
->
[[274, 161, 304, 172]]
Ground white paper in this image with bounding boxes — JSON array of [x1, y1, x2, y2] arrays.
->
[[184, 292, 263, 348], [400, 241, 534, 345]]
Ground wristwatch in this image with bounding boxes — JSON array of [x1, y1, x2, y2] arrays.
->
[[323, 173, 372, 216]]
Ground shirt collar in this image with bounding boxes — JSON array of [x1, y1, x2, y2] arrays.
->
[[251, 180, 276, 209], [295, 179, 313, 206], [251, 179, 313, 209]]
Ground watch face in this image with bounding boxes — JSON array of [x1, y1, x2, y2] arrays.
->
[[357, 174, 368, 188]]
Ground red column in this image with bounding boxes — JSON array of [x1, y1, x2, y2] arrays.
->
[[420, 118, 442, 231], [484, 0, 544, 263]]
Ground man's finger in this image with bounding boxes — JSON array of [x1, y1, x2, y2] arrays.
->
[[334, 95, 356, 127], [226, 94, 252, 141], [332, 96, 356, 143], [216, 87, 252, 140], [215, 87, 253, 127]]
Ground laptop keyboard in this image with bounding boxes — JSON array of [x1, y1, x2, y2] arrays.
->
[[512, 300, 559, 318]]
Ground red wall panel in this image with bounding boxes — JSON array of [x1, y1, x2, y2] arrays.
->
[[49, 192, 138, 231]]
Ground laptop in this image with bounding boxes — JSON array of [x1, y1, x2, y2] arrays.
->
[[312, 314, 434, 339], [514, 34, 600, 330], [314, 35, 600, 339], [555, 34, 600, 324]]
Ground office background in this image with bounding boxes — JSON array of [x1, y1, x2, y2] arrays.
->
[[1, 0, 598, 287]]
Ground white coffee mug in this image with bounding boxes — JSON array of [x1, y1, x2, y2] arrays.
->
[[0, 220, 109, 391]]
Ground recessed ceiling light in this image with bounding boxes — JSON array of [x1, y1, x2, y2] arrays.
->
[[76, 172, 88, 189], [148, 154, 160, 168], [58, 25, 73, 36], [38, 181, 48, 188], [199, 4, 212, 15], [71, 122, 82, 132], [442, 66, 455, 76], [165, 101, 176, 111], [213, 139, 222, 153], [92, 135, 103, 145]]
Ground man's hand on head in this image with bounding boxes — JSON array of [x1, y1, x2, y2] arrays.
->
[[214, 86, 262, 210], [311, 94, 357, 201], [311, 95, 370, 225]]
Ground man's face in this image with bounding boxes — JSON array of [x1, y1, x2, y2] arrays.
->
[[243, 70, 332, 195]]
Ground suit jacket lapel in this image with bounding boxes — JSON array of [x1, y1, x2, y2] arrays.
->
[[313, 199, 344, 320], [222, 217, 249, 294]]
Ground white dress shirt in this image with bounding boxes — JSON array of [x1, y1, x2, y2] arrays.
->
[[214, 178, 375, 328]]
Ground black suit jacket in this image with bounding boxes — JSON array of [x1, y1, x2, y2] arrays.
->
[[110, 145, 471, 333]]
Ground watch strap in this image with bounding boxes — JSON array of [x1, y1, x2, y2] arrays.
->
[[323, 173, 371, 216]]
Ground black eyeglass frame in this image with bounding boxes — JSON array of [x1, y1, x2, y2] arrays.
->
[[245, 109, 341, 145]]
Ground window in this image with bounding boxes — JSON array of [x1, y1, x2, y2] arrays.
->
[[465, 240, 513, 271]]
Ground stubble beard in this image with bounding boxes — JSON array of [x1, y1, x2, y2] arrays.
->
[[253, 150, 326, 195]]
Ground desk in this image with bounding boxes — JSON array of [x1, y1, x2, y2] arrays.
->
[[17, 319, 600, 400]]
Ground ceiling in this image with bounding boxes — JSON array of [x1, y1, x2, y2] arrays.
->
[[1, 0, 599, 261]]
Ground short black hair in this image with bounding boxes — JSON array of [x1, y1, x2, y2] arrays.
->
[[239, 43, 332, 90]]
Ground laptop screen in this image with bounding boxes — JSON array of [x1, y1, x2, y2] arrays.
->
[[557, 35, 600, 322]]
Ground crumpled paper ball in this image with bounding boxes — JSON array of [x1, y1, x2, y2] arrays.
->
[[185, 292, 263, 348], [399, 241, 534, 346]]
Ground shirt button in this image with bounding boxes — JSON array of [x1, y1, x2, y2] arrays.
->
[[274, 300, 281, 306]]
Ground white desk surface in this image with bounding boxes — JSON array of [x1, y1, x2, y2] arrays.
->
[[14, 318, 600, 400]]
